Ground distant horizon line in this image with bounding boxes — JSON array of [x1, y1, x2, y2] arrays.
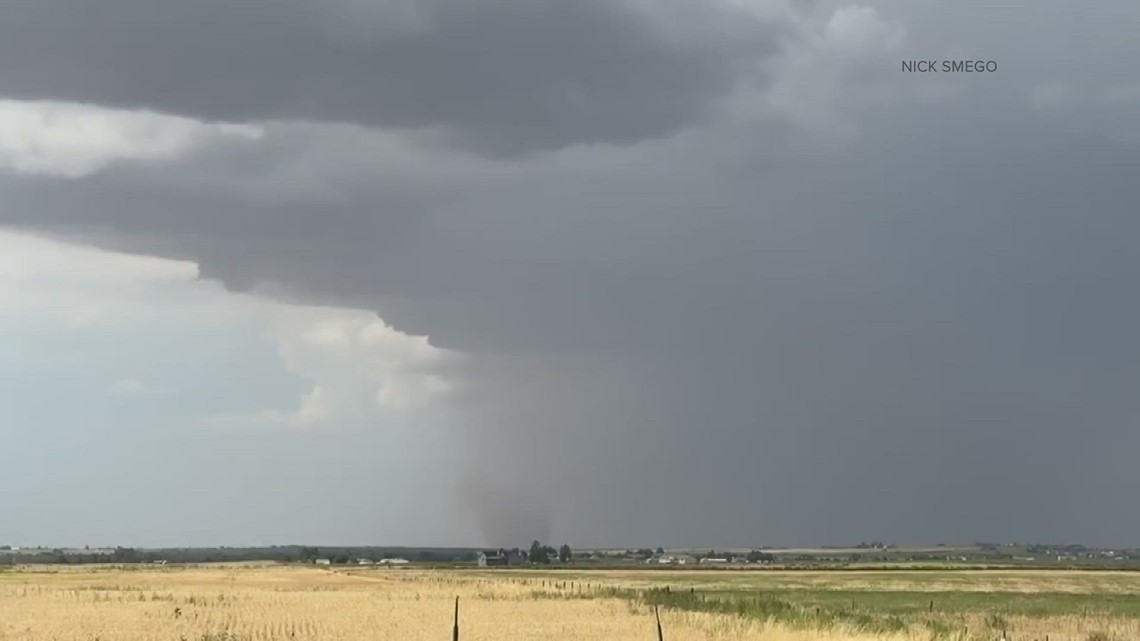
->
[[4, 541, 1135, 551]]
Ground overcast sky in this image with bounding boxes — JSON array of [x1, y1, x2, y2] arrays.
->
[[2, 0, 1139, 550]]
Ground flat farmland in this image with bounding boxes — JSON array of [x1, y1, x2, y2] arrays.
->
[[3, 565, 1139, 641]]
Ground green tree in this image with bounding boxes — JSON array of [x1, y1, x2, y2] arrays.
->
[[746, 550, 774, 563], [529, 540, 550, 564], [558, 544, 572, 563], [112, 547, 139, 563]]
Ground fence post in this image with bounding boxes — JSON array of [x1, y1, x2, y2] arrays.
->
[[452, 597, 459, 641], [655, 605, 665, 641]]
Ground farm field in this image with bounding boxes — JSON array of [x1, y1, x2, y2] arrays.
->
[[2, 565, 1139, 641]]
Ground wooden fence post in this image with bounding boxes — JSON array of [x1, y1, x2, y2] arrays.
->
[[452, 597, 459, 641]]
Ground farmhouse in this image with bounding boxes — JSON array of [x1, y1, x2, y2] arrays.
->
[[477, 548, 525, 567], [314, 558, 331, 566]]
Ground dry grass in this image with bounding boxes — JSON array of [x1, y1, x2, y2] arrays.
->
[[453, 568, 1140, 595], [1, 565, 1137, 641]]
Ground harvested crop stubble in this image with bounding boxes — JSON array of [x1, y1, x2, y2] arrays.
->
[[1, 565, 1138, 641]]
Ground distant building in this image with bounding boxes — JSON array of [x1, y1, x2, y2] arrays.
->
[[477, 550, 504, 566], [378, 558, 409, 565], [477, 548, 525, 567], [314, 558, 331, 566]]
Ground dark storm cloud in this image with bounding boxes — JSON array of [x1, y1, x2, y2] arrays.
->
[[0, 0, 781, 154], [4, 1, 1140, 547]]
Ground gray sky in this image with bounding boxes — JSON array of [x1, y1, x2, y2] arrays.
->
[[2, 0, 1139, 549]]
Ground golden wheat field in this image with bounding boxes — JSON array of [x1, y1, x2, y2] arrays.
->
[[454, 567, 1140, 594], [1, 565, 1138, 641]]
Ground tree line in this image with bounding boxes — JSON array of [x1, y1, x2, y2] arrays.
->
[[0, 546, 481, 565], [526, 541, 573, 564]]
